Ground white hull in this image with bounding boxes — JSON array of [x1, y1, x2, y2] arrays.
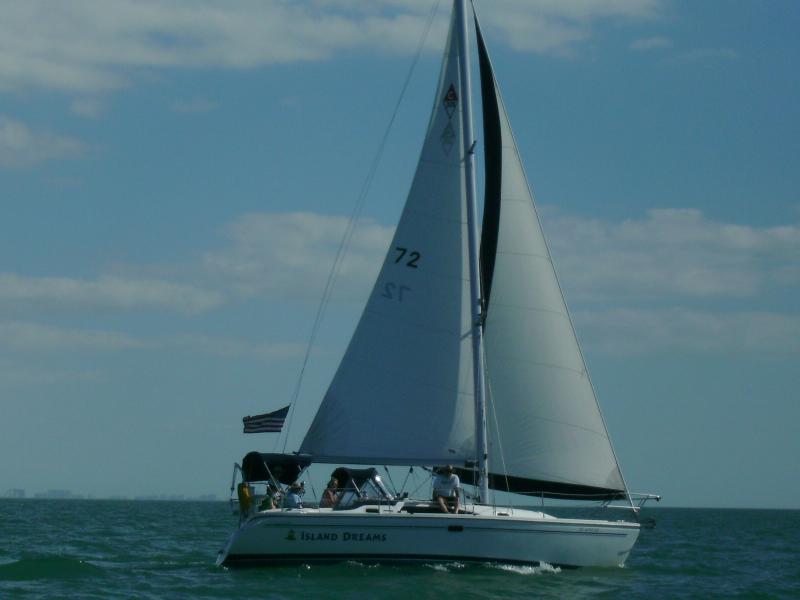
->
[[217, 505, 640, 568]]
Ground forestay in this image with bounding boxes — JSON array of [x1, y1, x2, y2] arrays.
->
[[300, 11, 476, 466]]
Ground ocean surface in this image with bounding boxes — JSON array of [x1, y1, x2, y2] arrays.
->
[[1, 500, 798, 599]]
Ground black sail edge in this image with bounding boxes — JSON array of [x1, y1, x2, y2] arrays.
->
[[454, 467, 627, 500], [476, 17, 502, 317]]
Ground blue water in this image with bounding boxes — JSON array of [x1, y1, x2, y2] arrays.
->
[[1, 500, 798, 598]]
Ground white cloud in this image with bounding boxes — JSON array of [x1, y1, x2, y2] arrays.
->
[[576, 308, 800, 356], [0, 321, 305, 361], [0, 0, 437, 93], [0, 0, 663, 94], [630, 36, 672, 50], [0, 273, 224, 315], [3, 207, 796, 364], [0, 213, 387, 319], [479, 0, 660, 55], [163, 334, 305, 360], [0, 357, 105, 386], [70, 97, 106, 118], [279, 96, 302, 110], [535, 207, 800, 355], [203, 212, 393, 301], [203, 208, 796, 309], [0, 116, 87, 167], [670, 48, 739, 63], [480, 10, 586, 56], [169, 97, 218, 114], [194, 209, 800, 357], [0, 321, 144, 352], [505, 0, 660, 21], [544, 208, 800, 302]]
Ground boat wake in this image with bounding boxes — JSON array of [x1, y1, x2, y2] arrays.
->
[[423, 561, 560, 575], [424, 562, 467, 572], [344, 560, 382, 570], [491, 562, 561, 576], [290, 559, 560, 577]]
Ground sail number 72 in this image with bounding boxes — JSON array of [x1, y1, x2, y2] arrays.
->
[[394, 247, 420, 268], [381, 282, 410, 302]]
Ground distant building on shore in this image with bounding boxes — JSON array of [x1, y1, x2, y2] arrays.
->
[[33, 489, 84, 499], [131, 493, 218, 501], [4, 489, 25, 498]]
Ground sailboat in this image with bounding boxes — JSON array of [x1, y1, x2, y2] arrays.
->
[[218, 0, 657, 568]]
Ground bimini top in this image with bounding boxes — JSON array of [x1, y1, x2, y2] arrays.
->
[[241, 452, 311, 485], [330, 467, 388, 492], [329, 467, 395, 507]]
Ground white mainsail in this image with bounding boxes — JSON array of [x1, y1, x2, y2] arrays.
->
[[476, 24, 625, 496], [299, 12, 476, 466]]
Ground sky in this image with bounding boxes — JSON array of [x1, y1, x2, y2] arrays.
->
[[1, 0, 798, 508]]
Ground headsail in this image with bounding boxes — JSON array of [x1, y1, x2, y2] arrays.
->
[[476, 20, 626, 499], [299, 11, 476, 466]]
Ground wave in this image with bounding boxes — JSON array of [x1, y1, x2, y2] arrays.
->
[[491, 562, 561, 576], [424, 562, 466, 572], [0, 555, 106, 581]]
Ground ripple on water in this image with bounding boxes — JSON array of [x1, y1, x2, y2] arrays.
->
[[0, 554, 107, 581]]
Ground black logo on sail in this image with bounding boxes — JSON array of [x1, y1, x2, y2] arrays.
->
[[440, 122, 456, 155], [443, 84, 458, 118]]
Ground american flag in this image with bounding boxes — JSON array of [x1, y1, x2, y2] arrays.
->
[[242, 405, 290, 433]]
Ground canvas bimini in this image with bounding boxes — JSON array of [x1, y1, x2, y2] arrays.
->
[[218, 0, 658, 568]]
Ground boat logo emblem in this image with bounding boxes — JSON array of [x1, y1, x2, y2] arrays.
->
[[286, 529, 297, 541], [440, 122, 456, 155], [443, 84, 458, 118]]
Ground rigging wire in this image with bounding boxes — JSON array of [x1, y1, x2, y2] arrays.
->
[[280, 0, 443, 453], [399, 466, 414, 496], [382, 466, 399, 497], [484, 350, 514, 513], [408, 471, 433, 500]]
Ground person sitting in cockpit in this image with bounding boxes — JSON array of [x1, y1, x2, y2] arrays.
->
[[432, 465, 460, 514], [320, 475, 340, 508]]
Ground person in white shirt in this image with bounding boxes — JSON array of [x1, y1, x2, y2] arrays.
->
[[432, 465, 460, 513]]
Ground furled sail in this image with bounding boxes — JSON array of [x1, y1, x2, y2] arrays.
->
[[476, 21, 626, 499], [299, 11, 476, 465]]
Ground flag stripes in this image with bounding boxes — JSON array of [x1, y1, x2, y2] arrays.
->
[[242, 405, 290, 433]]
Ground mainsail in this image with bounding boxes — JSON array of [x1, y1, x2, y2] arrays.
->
[[476, 21, 626, 499], [299, 11, 476, 465]]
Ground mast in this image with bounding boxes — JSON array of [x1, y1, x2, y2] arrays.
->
[[455, 0, 489, 503]]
